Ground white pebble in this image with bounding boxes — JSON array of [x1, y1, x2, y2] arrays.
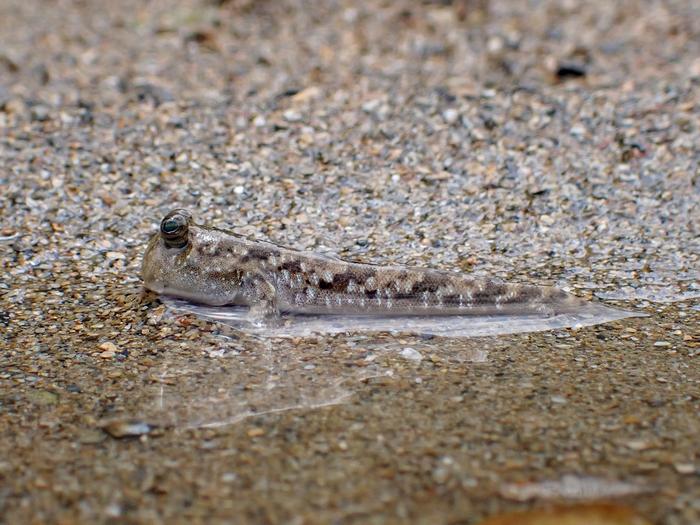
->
[[399, 347, 423, 361], [442, 108, 459, 124]]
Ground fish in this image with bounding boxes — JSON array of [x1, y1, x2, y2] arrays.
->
[[141, 209, 587, 320]]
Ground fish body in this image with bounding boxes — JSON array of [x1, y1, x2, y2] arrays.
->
[[142, 210, 585, 319]]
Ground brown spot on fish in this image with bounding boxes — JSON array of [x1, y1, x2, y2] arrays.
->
[[279, 260, 303, 273], [197, 241, 214, 255], [331, 272, 354, 290], [471, 287, 501, 304], [240, 246, 271, 263], [442, 294, 467, 306], [410, 279, 440, 295], [512, 286, 544, 304]]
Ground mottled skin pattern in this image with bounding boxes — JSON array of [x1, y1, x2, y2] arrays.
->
[[142, 209, 586, 319]]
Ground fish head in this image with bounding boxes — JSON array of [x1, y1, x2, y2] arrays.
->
[[141, 209, 238, 305]]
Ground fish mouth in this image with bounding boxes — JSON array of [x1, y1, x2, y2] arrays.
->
[[157, 287, 233, 307], [142, 279, 165, 294]]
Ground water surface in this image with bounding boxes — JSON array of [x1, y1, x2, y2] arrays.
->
[[162, 297, 644, 338]]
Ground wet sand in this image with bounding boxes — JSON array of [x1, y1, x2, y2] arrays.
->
[[1, 0, 699, 523]]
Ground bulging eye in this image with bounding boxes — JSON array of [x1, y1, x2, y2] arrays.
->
[[161, 218, 183, 235], [160, 210, 190, 248]]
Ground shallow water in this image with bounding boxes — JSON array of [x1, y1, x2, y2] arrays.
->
[[127, 336, 488, 430], [146, 344, 371, 429], [121, 291, 643, 430], [113, 296, 646, 429], [162, 297, 644, 338]]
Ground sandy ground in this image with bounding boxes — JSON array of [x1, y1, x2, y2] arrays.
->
[[1, 0, 699, 523]]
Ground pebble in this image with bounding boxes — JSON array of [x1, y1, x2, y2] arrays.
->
[[98, 342, 118, 358], [247, 427, 265, 438], [399, 347, 423, 362], [78, 428, 107, 444], [101, 420, 153, 438], [623, 440, 655, 451], [283, 109, 302, 122], [442, 109, 459, 124], [27, 389, 58, 405], [30, 105, 49, 122], [673, 463, 696, 475]]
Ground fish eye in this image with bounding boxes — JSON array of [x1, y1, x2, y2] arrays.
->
[[159, 210, 190, 248], [161, 218, 182, 235]]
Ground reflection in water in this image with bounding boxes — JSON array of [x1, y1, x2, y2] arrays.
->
[[125, 298, 642, 430], [162, 297, 643, 338], [141, 334, 492, 429], [142, 337, 387, 429]]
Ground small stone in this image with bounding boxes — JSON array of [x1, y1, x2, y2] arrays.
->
[[442, 108, 459, 124], [540, 214, 555, 225], [98, 342, 118, 358], [622, 415, 641, 425], [104, 503, 122, 518], [291, 86, 321, 103], [27, 389, 58, 405], [283, 109, 302, 122], [247, 427, 265, 437], [653, 341, 671, 347], [78, 428, 107, 444], [102, 420, 153, 438], [556, 62, 587, 79], [674, 463, 696, 475], [432, 457, 454, 484], [361, 99, 382, 113], [31, 105, 50, 122], [399, 347, 423, 362], [432, 466, 450, 484], [624, 440, 654, 451]]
